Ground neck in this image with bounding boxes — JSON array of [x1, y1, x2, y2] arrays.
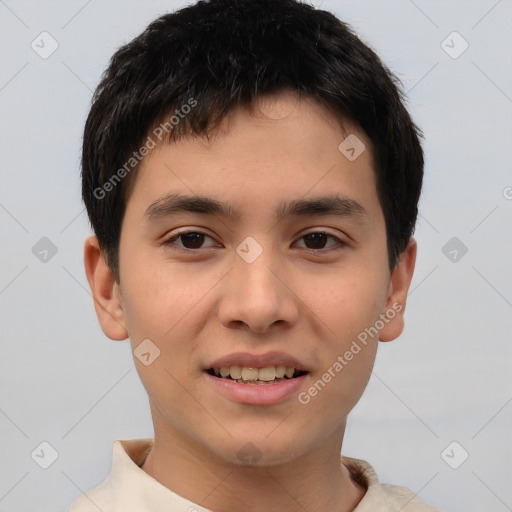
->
[[141, 408, 365, 512]]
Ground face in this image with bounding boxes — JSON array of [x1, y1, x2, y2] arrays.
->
[[86, 90, 416, 467]]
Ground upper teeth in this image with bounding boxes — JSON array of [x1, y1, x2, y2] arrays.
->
[[214, 366, 296, 381]]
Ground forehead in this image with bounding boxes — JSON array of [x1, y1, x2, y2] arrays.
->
[[126, 91, 381, 226]]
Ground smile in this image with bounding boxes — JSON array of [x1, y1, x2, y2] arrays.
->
[[208, 365, 307, 384], [204, 368, 309, 405]]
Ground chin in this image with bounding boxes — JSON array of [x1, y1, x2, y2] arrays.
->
[[208, 433, 308, 468]]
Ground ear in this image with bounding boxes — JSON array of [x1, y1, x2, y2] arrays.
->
[[379, 237, 417, 342], [84, 235, 128, 341]]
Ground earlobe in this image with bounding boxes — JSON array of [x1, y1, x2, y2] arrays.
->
[[379, 238, 417, 342], [83, 235, 128, 341]]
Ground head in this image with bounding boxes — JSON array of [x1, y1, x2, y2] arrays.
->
[[83, 0, 422, 466]]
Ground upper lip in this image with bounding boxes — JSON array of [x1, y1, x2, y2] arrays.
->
[[206, 351, 309, 372]]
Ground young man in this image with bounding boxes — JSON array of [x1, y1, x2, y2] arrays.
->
[[71, 0, 442, 510]]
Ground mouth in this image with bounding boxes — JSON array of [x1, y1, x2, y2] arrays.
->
[[206, 366, 309, 385]]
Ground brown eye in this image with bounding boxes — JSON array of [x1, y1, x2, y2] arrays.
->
[[296, 231, 346, 251], [303, 233, 329, 249], [163, 231, 216, 250]]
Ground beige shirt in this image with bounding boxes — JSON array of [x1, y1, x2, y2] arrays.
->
[[68, 438, 442, 512]]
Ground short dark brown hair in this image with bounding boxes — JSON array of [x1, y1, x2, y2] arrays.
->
[[82, 0, 424, 281]]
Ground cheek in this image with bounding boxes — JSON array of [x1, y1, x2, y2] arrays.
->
[[297, 272, 383, 420], [300, 263, 389, 340], [121, 255, 214, 340], [120, 269, 209, 403]]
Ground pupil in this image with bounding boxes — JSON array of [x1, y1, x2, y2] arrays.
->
[[182, 232, 204, 248], [305, 233, 327, 249]]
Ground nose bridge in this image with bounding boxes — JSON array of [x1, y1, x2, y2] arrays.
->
[[218, 240, 299, 332], [233, 242, 282, 304]]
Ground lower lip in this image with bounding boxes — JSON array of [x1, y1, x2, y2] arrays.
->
[[203, 372, 308, 405]]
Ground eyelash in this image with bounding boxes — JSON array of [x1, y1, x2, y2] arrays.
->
[[162, 230, 347, 253]]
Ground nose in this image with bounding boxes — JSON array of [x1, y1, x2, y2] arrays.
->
[[217, 251, 300, 334]]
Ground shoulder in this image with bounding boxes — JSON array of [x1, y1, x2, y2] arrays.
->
[[67, 438, 153, 512], [342, 456, 443, 512], [67, 479, 114, 512], [381, 483, 444, 511]]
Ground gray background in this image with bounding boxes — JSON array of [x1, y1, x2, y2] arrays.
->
[[1, 0, 511, 510]]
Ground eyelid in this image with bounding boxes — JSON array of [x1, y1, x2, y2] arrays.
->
[[293, 229, 347, 250], [296, 227, 347, 239], [163, 229, 220, 251]]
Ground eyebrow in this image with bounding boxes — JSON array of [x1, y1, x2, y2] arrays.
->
[[144, 193, 368, 223]]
